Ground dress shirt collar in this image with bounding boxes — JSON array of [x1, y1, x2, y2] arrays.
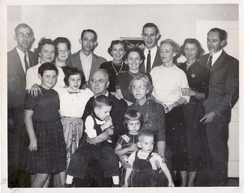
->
[[80, 50, 92, 62], [211, 49, 223, 66]]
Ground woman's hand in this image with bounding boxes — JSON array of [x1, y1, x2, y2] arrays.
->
[[181, 88, 195, 96], [166, 104, 175, 113], [29, 139, 37, 151], [28, 84, 42, 97], [120, 155, 131, 169]]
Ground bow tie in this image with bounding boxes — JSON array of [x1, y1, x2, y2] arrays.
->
[[67, 88, 80, 94]]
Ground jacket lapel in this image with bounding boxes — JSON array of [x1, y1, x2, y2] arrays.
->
[[13, 48, 26, 77], [210, 51, 226, 72], [89, 54, 96, 80], [152, 47, 162, 68]]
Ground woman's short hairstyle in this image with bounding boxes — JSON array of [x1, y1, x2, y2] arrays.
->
[[138, 129, 154, 142], [54, 37, 71, 51], [107, 40, 127, 57], [37, 38, 54, 54], [181, 38, 204, 59], [93, 95, 112, 109], [64, 68, 85, 89], [124, 110, 143, 127], [160, 39, 181, 56], [129, 74, 153, 97], [124, 47, 145, 62], [38, 62, 58, 76]]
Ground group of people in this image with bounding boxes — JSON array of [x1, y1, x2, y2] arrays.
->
[[7, 22, 239, 188]]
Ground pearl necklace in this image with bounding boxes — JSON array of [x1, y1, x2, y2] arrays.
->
[[111, 61, 124, 75]]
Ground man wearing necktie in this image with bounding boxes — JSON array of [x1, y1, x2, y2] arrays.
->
[[140, 23, 162, 74], [7, 23, 38, 187], [199, 28, 239, 186]]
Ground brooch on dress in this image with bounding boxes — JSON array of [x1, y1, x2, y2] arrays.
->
[[191, 73, 196, 78]]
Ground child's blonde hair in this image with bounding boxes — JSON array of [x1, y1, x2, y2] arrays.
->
[[138, 129, 154, 142], [124, 110, 143, 127]]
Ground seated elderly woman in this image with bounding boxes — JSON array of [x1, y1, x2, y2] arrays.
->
[[100, 40, 128, 93], [150, 39, 190, 186], [125, 73, 170, 187], [116, 47, 152, 106]]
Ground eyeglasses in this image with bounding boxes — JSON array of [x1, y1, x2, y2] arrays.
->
[[132, 85, 146, 90], [18, 33, 33, 39], [90, 78, 105, 84]]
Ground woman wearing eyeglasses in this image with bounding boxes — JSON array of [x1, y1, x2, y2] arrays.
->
[[124, 73, 169, 187]]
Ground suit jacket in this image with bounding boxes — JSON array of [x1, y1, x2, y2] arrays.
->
[[140, 46, 162, 73], [8, 47, 38, 127], [67, 50, 106, 84], [200, 50, 239, 123]]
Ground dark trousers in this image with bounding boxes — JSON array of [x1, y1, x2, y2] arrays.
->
[[196, 122, 229, 186], [67, 144, 119, 179], [8, 123, 30, 187], [206, 122, 229, 186]]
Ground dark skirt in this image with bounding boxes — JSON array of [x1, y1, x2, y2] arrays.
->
[[165, 106, 188, 171], [22, 120, 66, 174], [183, 102, 212, 171]]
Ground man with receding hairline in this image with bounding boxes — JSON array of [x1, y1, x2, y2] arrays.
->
[[199, 28, 239, 186], [70, 69, 127, 187], [67, 29, 106, 88], [8, 23, 38, 187]]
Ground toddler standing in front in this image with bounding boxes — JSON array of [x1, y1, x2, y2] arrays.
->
[[124, 129, 174, 187], [114, 110, 141, 186]]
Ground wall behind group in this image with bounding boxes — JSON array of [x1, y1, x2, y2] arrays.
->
[[7, 4, 238, 61]]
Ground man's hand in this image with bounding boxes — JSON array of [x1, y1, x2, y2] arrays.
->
[[200, 111, 217, 123]]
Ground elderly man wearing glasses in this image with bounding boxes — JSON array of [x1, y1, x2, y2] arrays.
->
[[65, 69, 127, 187]]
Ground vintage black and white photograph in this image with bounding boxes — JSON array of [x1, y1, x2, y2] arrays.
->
[[1, 0, 243, 192]]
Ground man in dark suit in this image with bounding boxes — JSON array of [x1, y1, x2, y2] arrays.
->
[[8, 23, 38, 187], [67, 29, 106, 88], [140, 23, 162, 74], [199, 28, 239, 186]]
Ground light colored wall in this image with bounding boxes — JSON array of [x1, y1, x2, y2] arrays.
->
[[7, 4, 238, 61], [7, 4, 239, 177]]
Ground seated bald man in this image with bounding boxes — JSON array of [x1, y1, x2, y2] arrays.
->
[[72, 69, 127, 187]]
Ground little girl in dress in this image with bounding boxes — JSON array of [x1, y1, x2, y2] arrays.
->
[[23, 63, 66, 187], [124, 129, 174, 187], [57, 67, 93, 167]]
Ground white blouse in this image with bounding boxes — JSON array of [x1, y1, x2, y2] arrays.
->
[[57, 87, 93, 117]]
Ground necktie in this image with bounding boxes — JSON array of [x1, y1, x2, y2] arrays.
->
[[146, 50, 151, 74], [207, 55, 212, 69], [24, 52, 29, 73]]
